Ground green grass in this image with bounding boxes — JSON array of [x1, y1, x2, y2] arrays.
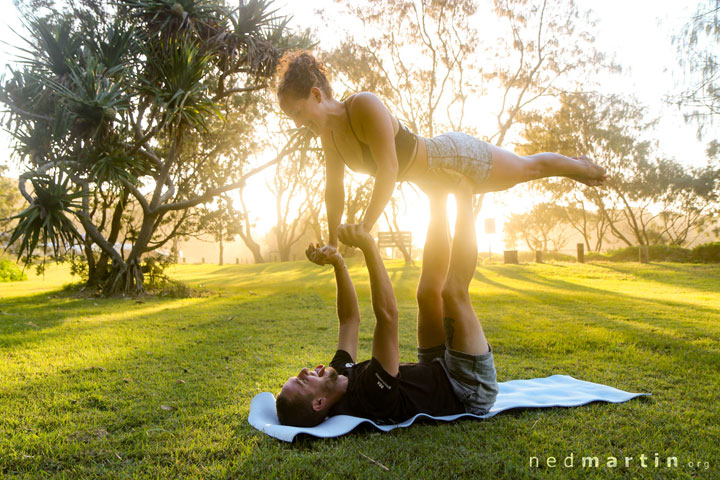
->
[[1, 260, 719, 479]]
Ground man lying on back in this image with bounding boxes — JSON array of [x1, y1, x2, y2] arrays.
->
[[276, 188, 498, 426]]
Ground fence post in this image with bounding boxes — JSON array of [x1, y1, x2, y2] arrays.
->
[[577, 243, 585, 263], [535, 250, 543, 263], [639, 245, 649, 263], [504, 250, 519, 264], [182, 257, 186, 264], [201, 257, 205, 264]]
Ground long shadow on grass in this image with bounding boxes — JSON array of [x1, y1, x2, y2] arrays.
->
[[592, 262, 720, 294], [0, 291, 94, 336], [1, 289, 358, 473], [476, 265, 720, 322], [473, 266, 720, 370], [476, 264, 720, 336]]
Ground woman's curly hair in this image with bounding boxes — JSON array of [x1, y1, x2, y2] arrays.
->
[[276, 51, 332, 99]]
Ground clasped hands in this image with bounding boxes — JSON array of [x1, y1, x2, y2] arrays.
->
[[305, 223, 374, 266]]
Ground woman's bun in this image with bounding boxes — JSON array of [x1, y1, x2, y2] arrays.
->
[[276, 51, 332, 99]]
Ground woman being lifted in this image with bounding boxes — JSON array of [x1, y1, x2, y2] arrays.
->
[[276, 51, 605, 254]]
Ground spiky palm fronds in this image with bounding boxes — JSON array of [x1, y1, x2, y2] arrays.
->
[[141, 36, 222, 132], [41, 55, 131, 139], [7, 171, 84, 262], [84, 18, 138, 75], [86, 141, 154, 186], [14, 17, 82, 77], [119, 0, 226, 39], [8, 123, 53, 163], [230, 0, 279, 41], [0, 69, 55, 120], [224, 1, 313, 79]]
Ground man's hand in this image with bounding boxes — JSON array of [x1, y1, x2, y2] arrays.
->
[[338, 223, 375, 250], [305, 243, 342, 267]]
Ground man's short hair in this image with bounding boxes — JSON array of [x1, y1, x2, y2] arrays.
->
[[276, 390, 327, 427]]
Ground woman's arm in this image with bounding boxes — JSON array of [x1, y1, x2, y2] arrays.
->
[[350, 93, 399, 232], [323, 140, 345, 247]]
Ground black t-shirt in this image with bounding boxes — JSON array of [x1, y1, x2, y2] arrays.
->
[[328, 350, 465, 424]]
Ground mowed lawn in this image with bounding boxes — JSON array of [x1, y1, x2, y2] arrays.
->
[[1, 260, 718, 479]]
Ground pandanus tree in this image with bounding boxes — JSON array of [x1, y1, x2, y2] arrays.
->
[[1, 0, 311, 294]]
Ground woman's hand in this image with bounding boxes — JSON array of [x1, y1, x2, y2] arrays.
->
[[338, 223, 375, 250]]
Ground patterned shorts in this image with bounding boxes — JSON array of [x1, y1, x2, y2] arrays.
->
[[418, 343, 499, 415], [424, 132, 493, 192]]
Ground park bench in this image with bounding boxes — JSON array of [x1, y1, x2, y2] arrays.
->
[[377, 231, 412, 259]]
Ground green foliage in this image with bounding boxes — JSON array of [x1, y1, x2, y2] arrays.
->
[[517, 251, 576, 263], [691, 241, 720, 263], [1, 0, 311, 294], [585, 243, 720, 263], [0, 167, 24, 246], [519, 92, 719, 249], [44, 55, 131, 138], [7, 171, 84, 262], [141, 36, 222, 133], [0, 259, 27, 282], [503, 202, 571, 252], [16, 16, 81, 76], [68, 252, 91, 282]]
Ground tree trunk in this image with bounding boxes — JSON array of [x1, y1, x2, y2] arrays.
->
[[83, 238, 98, 287], [104, 258, 143, 296], [238, 231, 264, 263], [94, 190, 129, 282], [218, 235, 224, 266]]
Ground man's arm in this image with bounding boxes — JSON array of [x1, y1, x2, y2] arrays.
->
[[305, 244, 359, 361], [338, 225, 399, 377]]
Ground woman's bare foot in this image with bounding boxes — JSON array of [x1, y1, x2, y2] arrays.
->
[[569, 155, 607, 187]]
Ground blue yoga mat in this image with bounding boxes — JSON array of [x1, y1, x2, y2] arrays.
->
[[248, 374, 649, 442]]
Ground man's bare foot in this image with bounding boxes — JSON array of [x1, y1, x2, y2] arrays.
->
[[569, 155, 607, 187]]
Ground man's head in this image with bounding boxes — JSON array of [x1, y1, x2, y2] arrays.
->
[[276, 365, 345, 427]]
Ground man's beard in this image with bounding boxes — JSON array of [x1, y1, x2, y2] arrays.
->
[[322, 366, 339, 393]]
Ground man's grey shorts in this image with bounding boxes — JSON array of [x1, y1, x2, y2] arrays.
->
[[418, 344, 498, 415]]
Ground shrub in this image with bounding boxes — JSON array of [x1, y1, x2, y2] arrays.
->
[[647, 245, 693, 262], [0, 258, 27, 282], [585, 252, 609, 262], [518, 251, 576, 263], [691, 242, 720, 263], [585, 244, 720, 263], [602, 247, 644, 262], [598, 245, 692, 262]]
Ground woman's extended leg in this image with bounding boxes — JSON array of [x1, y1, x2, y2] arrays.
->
[[416, 191, 451, 349], [483, 144, 606, 192]]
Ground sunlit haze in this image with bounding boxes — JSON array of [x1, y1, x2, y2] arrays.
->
[[0, 1, 708, 257]]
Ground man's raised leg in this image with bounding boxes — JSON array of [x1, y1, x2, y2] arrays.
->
[[416, 192, 451, 349], [441, 190, 489, 356]]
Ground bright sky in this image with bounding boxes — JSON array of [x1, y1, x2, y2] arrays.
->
[[0, 1, 709, 252]]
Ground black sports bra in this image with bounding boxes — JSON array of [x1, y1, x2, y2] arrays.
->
[[332, 95, 418, 177]]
